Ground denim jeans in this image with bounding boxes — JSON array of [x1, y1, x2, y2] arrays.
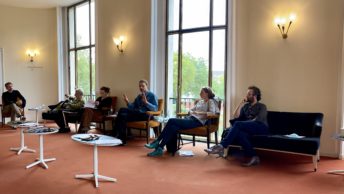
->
[[157, 117, 202, 148], [221, 120, 268, 157]]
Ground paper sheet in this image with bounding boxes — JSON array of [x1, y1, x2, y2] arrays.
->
[[284, 133, 305, 138], [84, 100, 96, 108], [178, 150, 195, 157]]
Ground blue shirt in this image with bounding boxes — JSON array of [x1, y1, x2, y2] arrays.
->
[[127, 91, 158, 113]]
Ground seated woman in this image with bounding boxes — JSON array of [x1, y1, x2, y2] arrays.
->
[[145, 87, 219, 157], [43, 89, 85, 133], [78, 86, 112, 133]]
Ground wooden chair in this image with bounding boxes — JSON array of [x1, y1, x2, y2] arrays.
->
[[92, 96, 117, 133], [126, 99, 164, 143], [0, 104, 25, 127], [62, 110, 81, 133], [177, 100, 222, 148]]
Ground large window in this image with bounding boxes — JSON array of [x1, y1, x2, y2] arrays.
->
[[67, 0, 95, 99], [166, 0, 228, 137]]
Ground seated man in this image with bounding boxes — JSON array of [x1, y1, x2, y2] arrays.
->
[[43, 89, 85, 133], [204, 86, 269, 167], [113, 79, 158, 145], [2, 82, 26, 121]]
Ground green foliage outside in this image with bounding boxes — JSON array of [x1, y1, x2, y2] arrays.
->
[[76, 49, 94, 96], [172, 52, 225, 100]]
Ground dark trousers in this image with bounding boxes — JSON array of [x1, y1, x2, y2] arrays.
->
[[221, 121, 268, 157], [42, 110, 67, 129], [113, 108, 149, 143], [157, 117, 202, 148]]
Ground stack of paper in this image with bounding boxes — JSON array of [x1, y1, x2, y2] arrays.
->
[[284, 133, 305, 138], [178, 150, 194, 157], [84, 100, 96, 108]]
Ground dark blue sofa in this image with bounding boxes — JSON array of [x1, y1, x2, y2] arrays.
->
[[228, 111, 324, 171]]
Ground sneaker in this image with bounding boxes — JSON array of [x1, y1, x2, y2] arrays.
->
[[78, 127, 90, 134], [204, 144, 224, 155], [144, 140, 159, 149], [58, 128, 71, 133], [241, 156, 260, 167], [87, 129, 102, 134], [48, 105, 57, 110], [147, 147, 163, 157]]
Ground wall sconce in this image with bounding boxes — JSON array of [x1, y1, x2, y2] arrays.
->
[[113, 36, 125, 53], [26, 49, 39, 62], [274, 13, 296, 39]]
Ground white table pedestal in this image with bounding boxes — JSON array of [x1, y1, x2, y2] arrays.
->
[[28, 106, 45, 125], [26, 134, 56, 169], [328, 135, 344, 175], [328, 170, 344, 174], [10, 128, 35, 155], [75, 144, 116, 187]]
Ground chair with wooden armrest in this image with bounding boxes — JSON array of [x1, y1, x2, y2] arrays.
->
[[91, 96, 117, 133], [1, 104, 25, 127], [126, 99, 164, 143], [62, 110, 81, 133], [177, 100, 222, 149]]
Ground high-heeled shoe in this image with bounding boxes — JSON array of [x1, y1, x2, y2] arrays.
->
[[204, 144, 224, 157], [241, 156, 260, 167]]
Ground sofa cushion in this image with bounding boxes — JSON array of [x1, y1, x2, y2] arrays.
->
[[231, 135, 320, 155], [252, 135, 320, 155], [267, 111, 323, 137]]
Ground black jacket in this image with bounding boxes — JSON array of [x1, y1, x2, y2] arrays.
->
[[2, 90, 26, 108]]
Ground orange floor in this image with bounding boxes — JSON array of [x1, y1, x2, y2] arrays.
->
[[0, 125, 343, 194]]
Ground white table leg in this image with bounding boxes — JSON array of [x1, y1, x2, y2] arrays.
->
[[328, 170, 344, 174], [75, 145, 117, 188], [10, 128, 35, 155], [34, 110, 38, 124], [26, 134, 55, 169]]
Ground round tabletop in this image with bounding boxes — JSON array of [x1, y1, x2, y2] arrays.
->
[[24, 127, 59, 135], [333, 134, 344, 141], [7, 121, 41, 129], [71, 134, 122, 146], [28, 106, 45, 111]]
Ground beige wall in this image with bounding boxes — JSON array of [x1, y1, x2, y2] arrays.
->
[[97, 0, 151, 109], [235, 0, 344, 156], [0, 5, 58, 121], [1, 0, 340, 156]]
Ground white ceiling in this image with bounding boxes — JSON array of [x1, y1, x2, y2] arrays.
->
[[0, 0, 81, 8]]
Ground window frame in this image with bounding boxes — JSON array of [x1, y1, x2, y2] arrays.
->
[[165, 0, 229, 115], [67, 0, 95, 96]]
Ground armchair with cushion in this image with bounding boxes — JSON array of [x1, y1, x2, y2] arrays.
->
[[177, 100, 222, 148], [1, 104, 25, 127], [62, 110, 81, 133], [126, 99, 164, 143]]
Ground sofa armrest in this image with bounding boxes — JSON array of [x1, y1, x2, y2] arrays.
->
[[177, 112, 189, 117], [146, 111, 161, 116], [207, 114, 219, 119]]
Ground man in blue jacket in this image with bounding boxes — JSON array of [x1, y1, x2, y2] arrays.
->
[[113, 79, 158, 145]]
